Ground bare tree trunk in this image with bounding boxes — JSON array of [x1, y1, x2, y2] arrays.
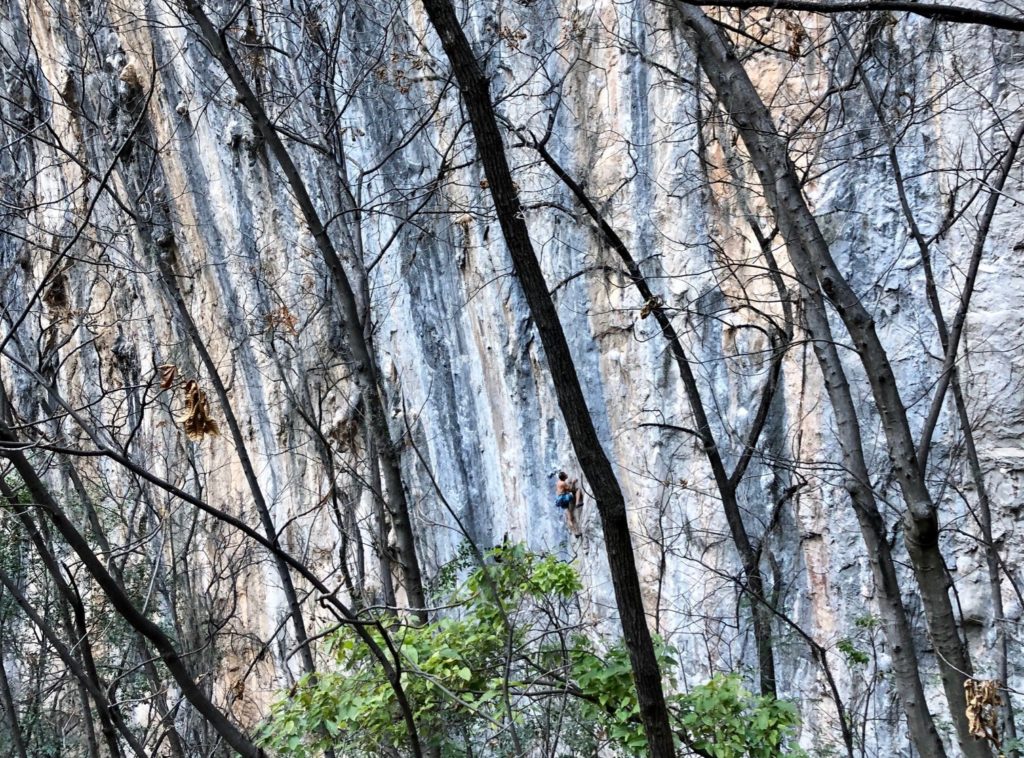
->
[[672, 0, 1024, 33], [0, 486, 151, 757], [0, 428, 266, 757], [104, 61, 326, 716], [916, 118, 1024, 470], [788, 247, 945, 757], [526, 134, 781, 696], [65, 580, 117, 758], [0, 619, 29, 758], [856, 45, 1024, 742], [0, 495, 139, 758], [367, 430, 399, 611], [294, 6, 401, 614], [7, 370, 426, 757], [418, 1, 676, 753], [60, 461, 188, 758], [182, 0, 427, 621], [0, 569, 138, 755], [158, 272, 320, 677], [671, 5, 968, 754]]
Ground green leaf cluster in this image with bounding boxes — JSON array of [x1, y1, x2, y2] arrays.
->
[[259, 543, 803, 757], [836, 638, 870, 666], [571, 641, 802, 757], [674, 674, 803, 757]]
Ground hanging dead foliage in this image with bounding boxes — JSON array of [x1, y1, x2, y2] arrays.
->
[[179, 379, 220, 441], [265, 305, 299, 336], [639, 296, 662, 319], [964, 678, 1002, 749], [158, 363, 177, 390]]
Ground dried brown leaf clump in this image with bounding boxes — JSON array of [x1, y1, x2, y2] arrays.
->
[[156, 365, 219, 442], [119, 62, 142, 88], [639, 296, 662, 319], [266, 305, 299, 336], [180, 380, 220, 441], [965, 678, 1002, 749], [158, 364, 177, 390]]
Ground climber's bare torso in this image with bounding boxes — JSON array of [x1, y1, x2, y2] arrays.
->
[[555, 472, 584, 537]]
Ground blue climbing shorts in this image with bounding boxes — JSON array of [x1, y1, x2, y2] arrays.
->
[[555, 492, 574, 509]]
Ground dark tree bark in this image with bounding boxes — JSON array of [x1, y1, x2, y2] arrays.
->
[[418, 1, 677, 754], [182, 0, 427, 622], [0, 431, 266, 757], [97, 46, 326, 710], [855, 41, 1024, 740], [1, 342, 431, 756], [59, 458, 188, 758], [678, 0, 1024, 33], [0, 481, 148, 758], [526, 133, 781, 697], [159, 271, 320, 677], [0, 618, 29, 758], [671, 4, 980, 754]]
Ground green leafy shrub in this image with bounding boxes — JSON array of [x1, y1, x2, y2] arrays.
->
[[258, 543, 803, 757], [675, 674, 802, 758], [571, 640, 801, 757]]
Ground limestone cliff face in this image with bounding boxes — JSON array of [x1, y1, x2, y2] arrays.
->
[[1, 0, 1023, 754]]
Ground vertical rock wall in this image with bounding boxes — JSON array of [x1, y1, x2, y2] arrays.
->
[[1, 0, 1023, 753]]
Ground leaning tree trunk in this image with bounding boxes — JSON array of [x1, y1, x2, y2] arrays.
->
[[183, 1, 428, 621], [528, 137, 780, 696], [419, 0, 677, 754], [671, 4, 983, 755], [0, 421, 266, 758]]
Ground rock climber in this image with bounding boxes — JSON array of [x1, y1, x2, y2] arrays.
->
[[555, 471, 584, 537]]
